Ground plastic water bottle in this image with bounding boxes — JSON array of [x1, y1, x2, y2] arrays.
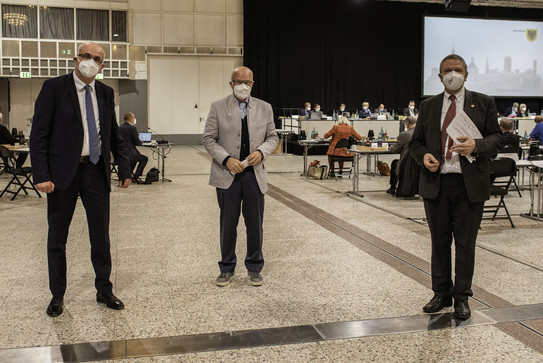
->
[[311, 127, 316, 139], [523, 131, 529, 144], [332, 110, 337, 121]]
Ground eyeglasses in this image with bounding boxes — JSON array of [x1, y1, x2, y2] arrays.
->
[[231, 80, 253, 86], [77, 53, 102, 64]]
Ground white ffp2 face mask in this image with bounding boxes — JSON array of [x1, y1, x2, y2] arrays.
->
[[233, 84, 251, 100], [441, 71, 465, 91], [78, 59, 100, 78]]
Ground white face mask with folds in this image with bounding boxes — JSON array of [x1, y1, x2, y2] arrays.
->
[[441, 71, 465, 91], [78, 59, 100, 78], [233, 84, 251, 100]]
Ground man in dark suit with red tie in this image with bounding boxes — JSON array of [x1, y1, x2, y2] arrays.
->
[[409, 54, 502, 320], [30, 42, 132, 317]]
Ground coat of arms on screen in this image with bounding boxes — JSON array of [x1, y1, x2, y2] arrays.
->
[[526, 29, 537, 42]]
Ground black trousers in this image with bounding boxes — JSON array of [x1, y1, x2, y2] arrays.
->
[[389, 159, 399, 191], [130, 154, 148, 178], [423, 174, 484, 300], [47, 158, 112, 297], [216, 170, 264, 273]]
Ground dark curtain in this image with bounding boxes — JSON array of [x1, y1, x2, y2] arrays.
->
[[77, 9, 108, 41], [243, 0, 543, 115], [40, 7, 74, 39], [112, 11, 127, 42], [2, 4, 37, 38]]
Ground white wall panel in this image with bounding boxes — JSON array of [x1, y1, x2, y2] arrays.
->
[[164, 14, 194, 45], [163, 0, 194, 12], [195, 0, 226, 13], [132, 13, 162, 45], [195, 15, 226, 46], [129, 0, 161, 11], [227, 15, 243, 46]]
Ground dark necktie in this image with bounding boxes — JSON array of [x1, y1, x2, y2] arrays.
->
[[84, 85, 99, 164], [441, 94, 456, 161]]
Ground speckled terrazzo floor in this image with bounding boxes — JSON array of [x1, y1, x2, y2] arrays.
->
[[0, 145, 542, 362]]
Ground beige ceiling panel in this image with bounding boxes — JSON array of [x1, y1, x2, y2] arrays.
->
[[132, 13, 162, 45], [129, 0, 161, 11], [164, 14, 194, 45], [195, 15, 226, 46], [164, 0, 194, 12], [195, 0, 226, 13], [227, 15, 243, 47]]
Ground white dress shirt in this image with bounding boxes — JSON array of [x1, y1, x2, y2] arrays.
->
[[440, 87, 465, 174], [73, 72, 102, 157]]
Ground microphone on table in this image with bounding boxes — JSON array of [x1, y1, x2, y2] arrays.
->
[[148, 127, 168, 144]]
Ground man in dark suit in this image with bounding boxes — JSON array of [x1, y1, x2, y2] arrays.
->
[[498, 118, 521, 157], [409, 54, 502, 320], [403, 100, 419, 117], [30, 42, 132, 317], [0, 112, 27, 168], [387, 116, 417, 196], [120, 112, 149, 184]]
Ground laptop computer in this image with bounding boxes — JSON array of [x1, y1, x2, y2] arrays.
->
[[310, 111, 323, 120], [139, 132, 152, 142]]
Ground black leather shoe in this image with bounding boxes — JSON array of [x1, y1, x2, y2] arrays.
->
[[46, 296, 64, 317], [454, 299, 471, 320], [386, 188, 395, 195], [423, 295, 452, 313], [96, 292, 124, 310]]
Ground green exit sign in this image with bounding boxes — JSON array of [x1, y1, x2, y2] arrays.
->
[[95, 73, 104, 79], [20, 72, 31, 78], [61, 49, 71, 55]]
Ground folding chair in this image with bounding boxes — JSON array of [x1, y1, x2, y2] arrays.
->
[[0, 146, 42, 201], [483, 158, 516, 228], [496, 153, 522, 197], [329, 138, 353, 181]]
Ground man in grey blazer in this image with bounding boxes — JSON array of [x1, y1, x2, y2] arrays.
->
[[203, 66, 278, 287], [410, 54, 502, 320]]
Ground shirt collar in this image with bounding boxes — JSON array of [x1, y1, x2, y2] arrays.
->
[[444, 86, 465, 103], [73, 71, 96, 92]]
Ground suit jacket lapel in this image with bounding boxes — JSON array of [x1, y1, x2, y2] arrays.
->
[[430, 93, 444, 153], [95, 81, 105, 133], [67, 72, 83, 125]]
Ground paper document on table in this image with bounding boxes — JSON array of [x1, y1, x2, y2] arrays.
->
[[446, 110, 482, 163]]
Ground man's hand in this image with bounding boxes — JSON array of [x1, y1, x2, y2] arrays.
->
[[423, 153, 440, 172], [119, 179, 131, 188], [36, 181, 55, 193], [226, 158, 245, 174], [450, 136, 476, 156], [246, 150, 262, 166]]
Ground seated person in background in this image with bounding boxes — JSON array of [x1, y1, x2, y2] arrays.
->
[[119, 112, 150, 184], [0, 112, 27, 168], [498, 118, 522, 157], [529, 115, 543, 145], [324, 116, 362, 177], [518, 103, 529, 118], [403, 100, 419, 117], [387, 116, 416, 196], [311, 103, 323, 119], [375, 104, 387, 115], [359, 102, 371, 118], [504, 102, 519, 118], [300, 102, 311, 118], [338, 103, 348, 116]]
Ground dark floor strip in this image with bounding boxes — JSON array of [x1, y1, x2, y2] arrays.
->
[[1, 304, 542, 362], [266, 183, 543, 354]]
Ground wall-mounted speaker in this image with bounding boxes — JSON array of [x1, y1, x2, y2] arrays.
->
[[444, 0, 471, 12]]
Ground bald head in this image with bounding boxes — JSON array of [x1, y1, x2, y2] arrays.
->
[[231, 66, 253, 81], [229, 66, 254, 101], [74, 42, 105, 83]]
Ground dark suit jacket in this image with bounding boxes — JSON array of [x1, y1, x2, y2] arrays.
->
[[30, 72, 131, 191], [409, 89, 503, 203], [119, 122, 143, 160], [389, 127, 414, 174], [403, 107, 419, 117], [500, 132, 521, 156]]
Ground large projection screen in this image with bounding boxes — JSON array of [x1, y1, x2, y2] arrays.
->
[[423, 16, 543, 97]]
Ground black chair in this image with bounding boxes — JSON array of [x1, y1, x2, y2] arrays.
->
[[329, 138, 353, 181], [0, 146, 42, 201], [483, 158, 516, 228]]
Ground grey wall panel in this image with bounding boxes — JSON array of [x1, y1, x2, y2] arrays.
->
[[119, 79, 148, 132]]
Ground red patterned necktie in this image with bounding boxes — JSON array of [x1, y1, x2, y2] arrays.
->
[[441, 94, 456, 160]]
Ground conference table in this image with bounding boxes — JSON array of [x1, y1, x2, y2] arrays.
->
[[347, 147, 397, 197], [520, 160, 543, 222]]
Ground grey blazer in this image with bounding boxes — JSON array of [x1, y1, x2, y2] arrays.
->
[[202, 94, 278, 194]]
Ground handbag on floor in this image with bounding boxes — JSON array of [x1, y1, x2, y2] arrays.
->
[[377, 161, 391, 176], [307, 165, 328, 179]]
